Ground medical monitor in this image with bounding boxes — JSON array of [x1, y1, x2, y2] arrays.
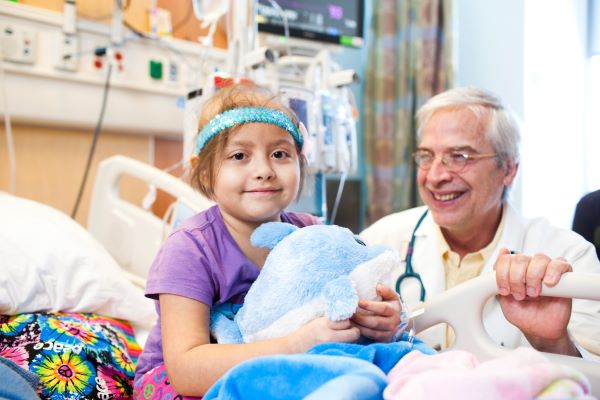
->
[[256, 0, 364, 48]]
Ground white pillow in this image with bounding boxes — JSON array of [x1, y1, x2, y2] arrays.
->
[[0, 193, 155, 328]]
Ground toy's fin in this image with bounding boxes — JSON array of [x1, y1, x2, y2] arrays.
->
[[250, 222, 298, 249], [323, 276, 359, 321], [210, 309, 243, 344]]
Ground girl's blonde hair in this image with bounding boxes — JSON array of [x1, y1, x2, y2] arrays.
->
[[190, 83, 307, 199]]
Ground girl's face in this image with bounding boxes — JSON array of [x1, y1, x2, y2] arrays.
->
[[211, 122, 301, 227]]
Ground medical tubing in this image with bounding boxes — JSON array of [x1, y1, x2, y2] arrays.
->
[[265, 0, 303, 77], [329, 171, 347, 225], [71, 64, 113, 219]]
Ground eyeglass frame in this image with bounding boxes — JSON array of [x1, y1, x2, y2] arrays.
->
[[412, 149, 499, 172]]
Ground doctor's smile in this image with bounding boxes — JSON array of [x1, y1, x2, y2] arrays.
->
[[430, 191, 465, 203]]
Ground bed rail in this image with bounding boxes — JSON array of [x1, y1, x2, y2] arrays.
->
[[87, 155, 213, 287], [412, 272, 600, 396]]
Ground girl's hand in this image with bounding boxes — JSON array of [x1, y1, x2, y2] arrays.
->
[[289, 317, 360, 352], [352, 284, 402, 342]]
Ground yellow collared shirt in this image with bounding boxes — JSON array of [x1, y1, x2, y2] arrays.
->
[[437, 206, 507, 347]]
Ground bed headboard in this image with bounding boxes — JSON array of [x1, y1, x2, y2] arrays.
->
[[87, 155, 213, 287], [412, 272, 600, 396]]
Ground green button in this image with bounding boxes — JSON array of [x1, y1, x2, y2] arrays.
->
[[340, 36, 353, 47], [149, 60, 163, 80]]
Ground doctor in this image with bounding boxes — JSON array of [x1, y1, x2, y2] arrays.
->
[[360, 86, 600, 357]]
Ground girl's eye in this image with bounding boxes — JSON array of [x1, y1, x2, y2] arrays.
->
[[354, 236, 366, 246], [272, 150, 289, 159], [231, 153, 245, 160]]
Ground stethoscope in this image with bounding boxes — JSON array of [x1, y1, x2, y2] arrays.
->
[[395, 209, 429, 303]]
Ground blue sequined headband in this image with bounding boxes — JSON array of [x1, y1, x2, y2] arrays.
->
[[195, 107, 304, 154]]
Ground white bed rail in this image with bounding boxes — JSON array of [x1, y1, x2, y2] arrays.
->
[[88, 155, 213, 287], [412, 272, 600, 396]]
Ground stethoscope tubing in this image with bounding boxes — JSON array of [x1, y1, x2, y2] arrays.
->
[[395, 209, 429, 302]]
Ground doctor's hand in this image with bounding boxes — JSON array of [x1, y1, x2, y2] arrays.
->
[[351, 284, 402, 343], [494, 248, 580, 357]]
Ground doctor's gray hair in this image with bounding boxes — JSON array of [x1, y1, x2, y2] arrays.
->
[[416, 86, 521, 169]]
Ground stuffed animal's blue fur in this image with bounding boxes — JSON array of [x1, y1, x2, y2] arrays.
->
[[210, 222, 399, 344]]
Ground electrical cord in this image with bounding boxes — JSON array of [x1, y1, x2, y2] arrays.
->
[[71, 63, 113, 219], [265, 0, 304, 78], [0, 43, 16, 194]]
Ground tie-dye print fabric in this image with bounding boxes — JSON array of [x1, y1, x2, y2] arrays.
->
[[0, 312, 141, 399], [133, 364, 201, 400]]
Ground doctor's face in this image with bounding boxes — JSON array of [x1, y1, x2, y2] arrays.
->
[[416, 108, 517, 236]]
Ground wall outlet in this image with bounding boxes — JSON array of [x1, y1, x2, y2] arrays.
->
[[167, 60, 179, 83], [1, 25, 36, 64], [55, 33, 78, 71]]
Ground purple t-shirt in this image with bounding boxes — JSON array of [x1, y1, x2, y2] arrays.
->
[[134, 205, 319, 381]]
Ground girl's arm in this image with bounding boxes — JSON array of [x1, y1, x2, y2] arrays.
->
[[160, 293, 360, 396]]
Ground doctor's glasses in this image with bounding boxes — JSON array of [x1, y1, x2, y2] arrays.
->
[[413, 149, 498, 172]]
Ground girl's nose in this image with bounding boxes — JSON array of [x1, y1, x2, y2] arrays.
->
[[253, 157, 275, 180]]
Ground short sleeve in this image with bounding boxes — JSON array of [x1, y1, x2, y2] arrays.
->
[[145, 230, 216, 306], [284, 211, 321, 227]]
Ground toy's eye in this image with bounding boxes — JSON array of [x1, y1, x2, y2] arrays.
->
[[354, 237, 366, 246]]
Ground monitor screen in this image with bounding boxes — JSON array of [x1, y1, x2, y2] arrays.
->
[[256, 0, 364, 48]]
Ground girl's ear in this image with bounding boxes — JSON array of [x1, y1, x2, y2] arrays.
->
[[190, 155, 214, 198], [190, 155, 199, 169], [198, 169, 213, 198]]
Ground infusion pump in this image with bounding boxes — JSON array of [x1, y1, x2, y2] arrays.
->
[[279, 85, 358, 175]]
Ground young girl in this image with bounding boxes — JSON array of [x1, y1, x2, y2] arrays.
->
[[133, 83, 401, 398]]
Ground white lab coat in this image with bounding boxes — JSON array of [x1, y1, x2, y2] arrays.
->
[[360, 204, 600, 355]]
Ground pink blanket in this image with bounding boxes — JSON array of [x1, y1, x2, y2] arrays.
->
[[384, 347, 594, 400]]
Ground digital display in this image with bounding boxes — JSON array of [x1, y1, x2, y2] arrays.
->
[[257, 0, 364, 48], [289, 97, 308, 128]]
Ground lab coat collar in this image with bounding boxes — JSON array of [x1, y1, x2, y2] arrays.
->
[[413, 209, 446, 300]]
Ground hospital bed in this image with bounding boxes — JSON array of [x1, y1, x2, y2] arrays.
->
[[1, 154, 599, 398]]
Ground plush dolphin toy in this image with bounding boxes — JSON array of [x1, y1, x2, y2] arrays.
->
[[210, 222, 399, 344]]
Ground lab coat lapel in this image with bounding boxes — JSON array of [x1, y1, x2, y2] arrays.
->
[[409, 211, 446, 348], [414, 212, 446, 300]]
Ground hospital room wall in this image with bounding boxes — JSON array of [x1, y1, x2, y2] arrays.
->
[[0, 125, 151, 224], [454, 0, 590, 228], [453, 0, 525, 212], [0, 1, 225, 225]]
